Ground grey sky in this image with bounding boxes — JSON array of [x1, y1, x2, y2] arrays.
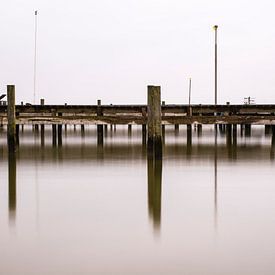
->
[[1, 0, 275, 104]]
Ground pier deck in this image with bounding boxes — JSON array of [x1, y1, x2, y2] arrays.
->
[[1, 104, 275, 125]]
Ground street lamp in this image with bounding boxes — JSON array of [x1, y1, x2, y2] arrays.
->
[[213, 25, 218, 105]]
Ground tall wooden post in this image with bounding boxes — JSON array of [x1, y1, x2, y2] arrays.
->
[[147, 86, 162, 158], [161, 101, 165, 135], [97, 100, 103, 146], [7, 85, 16, 152]]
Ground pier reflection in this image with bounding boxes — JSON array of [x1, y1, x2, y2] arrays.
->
[[147, 154, 162, 233], [8, 150, 16, 227]]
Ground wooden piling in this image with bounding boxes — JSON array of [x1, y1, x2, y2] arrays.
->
[[52, 124, 57, 147], [97, 100, 103, 146], [58, 112, 62, 146], [7, 85, 16, 151], [147, 86, 162, 158]]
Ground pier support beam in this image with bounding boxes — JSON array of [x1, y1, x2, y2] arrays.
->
[[7, 85, 16, 152], [97, 100, 103, 146], [57, 113, 62, 146], [147, 86, 162, 158]]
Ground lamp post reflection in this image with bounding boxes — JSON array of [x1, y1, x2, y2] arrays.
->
[[214, 127, 218, 230], [147, 154, 162, 233]]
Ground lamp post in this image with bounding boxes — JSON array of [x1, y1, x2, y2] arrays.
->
[[213, 25, 218, 105]]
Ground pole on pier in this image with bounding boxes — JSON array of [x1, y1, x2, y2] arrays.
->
[[7, 85, 16, 152], [147, 86, 162, 158], [213, 25, 218, 105], [97, 100, 103, 146]]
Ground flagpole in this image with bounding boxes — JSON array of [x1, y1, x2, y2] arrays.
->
[[33, 10, 38, 105]]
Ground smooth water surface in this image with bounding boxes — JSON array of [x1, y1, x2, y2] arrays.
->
[[0, 125, 275, 275]]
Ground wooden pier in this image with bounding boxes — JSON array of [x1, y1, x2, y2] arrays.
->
[[2, 85, 275, 155]]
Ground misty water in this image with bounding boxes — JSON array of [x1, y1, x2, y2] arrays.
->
[[1, 125, 275, 275]]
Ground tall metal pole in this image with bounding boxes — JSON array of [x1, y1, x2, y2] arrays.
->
[[214, 25, 218, 105], [33, 10, 38, 105]]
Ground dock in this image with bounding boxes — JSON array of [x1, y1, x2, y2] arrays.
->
[[2, 85, 275, 156]]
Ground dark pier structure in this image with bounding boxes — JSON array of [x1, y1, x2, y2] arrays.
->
[[2, 85, 275, 154]]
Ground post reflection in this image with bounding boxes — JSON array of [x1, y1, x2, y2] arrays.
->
[[147, 153, 162, 233], [8, 150, 16, 227], [214, 127, 218, 230]]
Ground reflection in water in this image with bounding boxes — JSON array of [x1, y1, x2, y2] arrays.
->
[[214, 127, 218, 230], [147, 154, 162, 233], [8, 151, 16, 227]]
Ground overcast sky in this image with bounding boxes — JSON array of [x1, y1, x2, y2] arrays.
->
[[1, 0, 275, 104]]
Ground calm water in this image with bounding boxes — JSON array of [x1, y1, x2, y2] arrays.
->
[[1, 125, 275, 275]]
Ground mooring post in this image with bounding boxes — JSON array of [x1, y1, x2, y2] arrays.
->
[[57, 112, 62, 146], [7, 85, 16, 152], [161, 101, 165, 134], [97, 100, 103, 146], [147, 86, 162, 158]]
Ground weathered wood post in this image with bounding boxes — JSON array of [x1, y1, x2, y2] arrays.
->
[[57, 112, 62, 146], [147, 86, 162, 158], [161, 101, 165, 137], [52, 110, 57, 147], [232, 124, 237, 159], [271, 126, 275, 159], [141, 107, 147, 145], [7, 85, 16, 152], [97, 100, 103, 146], [40, 99, 45, 147]]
